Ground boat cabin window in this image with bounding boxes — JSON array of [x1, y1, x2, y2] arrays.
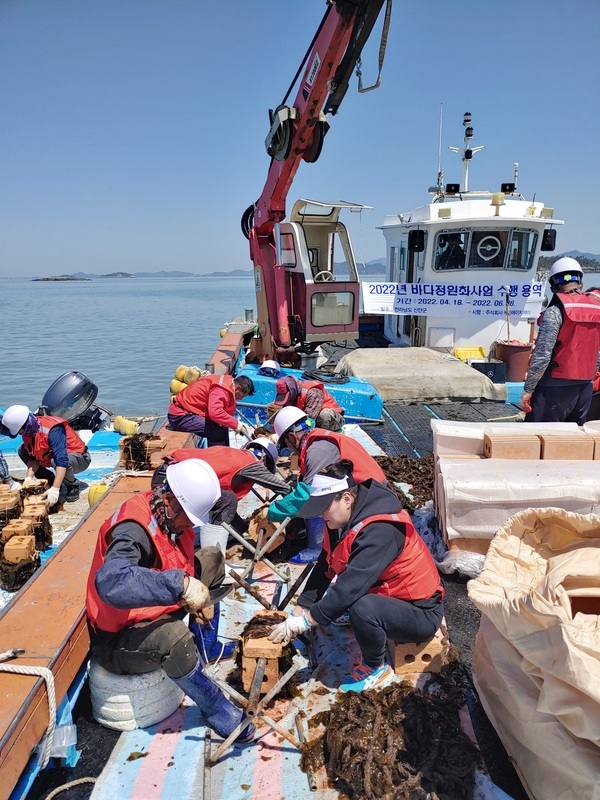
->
[[433, 229, 538, 272], [435, 233, 466, 270], [280, 233, 297, 267], [311, 291, 355, 326]]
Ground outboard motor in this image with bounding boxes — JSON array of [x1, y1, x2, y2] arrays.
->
[[37, 372, 111, 432]]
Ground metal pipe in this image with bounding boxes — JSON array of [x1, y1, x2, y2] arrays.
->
[[246, 657, 267, 716], [277, 562, 314, 611], [295, 714, 318, 792], [228, 569, 272, 610], [202, 729, 212, 798], [223, 522, 290, 583]]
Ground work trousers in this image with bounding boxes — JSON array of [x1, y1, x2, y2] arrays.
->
[[525, 381, 593, 424], [348, 592, 444, 668], [90, 547, 225, 678], [18, 445, 91, 486], [167, 411, 230, 446]]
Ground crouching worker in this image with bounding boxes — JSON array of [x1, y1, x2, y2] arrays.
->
[[1, 404, 91, 506], [268, 460, 445, 693], [86, 458, 254, 742]]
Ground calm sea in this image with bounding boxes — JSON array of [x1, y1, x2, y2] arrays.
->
[[0, 276, 256, 417]]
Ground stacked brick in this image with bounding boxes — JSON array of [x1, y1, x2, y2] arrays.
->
[[0, 479, 51, 591]]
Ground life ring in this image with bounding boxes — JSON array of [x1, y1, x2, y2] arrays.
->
[[477, 236, 502, 261]]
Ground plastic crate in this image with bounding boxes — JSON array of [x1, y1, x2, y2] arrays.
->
[[453, 346, 486, 362]]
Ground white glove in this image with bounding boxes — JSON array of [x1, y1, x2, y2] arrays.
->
[[23, 476, 37, 488], [181, 577, 210, 613], [268, 613, 311, 645], [45, 486, 60, 507]]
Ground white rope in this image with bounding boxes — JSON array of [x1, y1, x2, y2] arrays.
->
[[0, 649, 56, 770], [43, 777, 96, 800]]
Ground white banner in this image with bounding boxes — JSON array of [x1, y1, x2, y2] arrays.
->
[[361, 281, 544, 319]]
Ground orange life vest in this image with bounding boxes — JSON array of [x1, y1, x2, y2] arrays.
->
[[86, 492, 195, 633], [23, 415, 87, 467], [548, 294, 600, 380], [297, 381, 343, 413], [299, 430, 386, 484], [325, 511, 444, 602], [169, 447, 257, 499], [169, 374, 236, 417]]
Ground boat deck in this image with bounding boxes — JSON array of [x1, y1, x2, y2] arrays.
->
[[20, 401, 528, 800], [0, 426, 195, 800]]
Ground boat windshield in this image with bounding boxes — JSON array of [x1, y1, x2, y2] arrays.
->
[[433, 229, 538, 272]]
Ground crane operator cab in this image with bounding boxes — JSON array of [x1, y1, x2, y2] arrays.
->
[[275, 199, 369, 350]]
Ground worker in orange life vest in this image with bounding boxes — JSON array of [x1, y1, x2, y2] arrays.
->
[[86, 458, 254, 742], [272, 375, 344, 432], [267, 407, 386, 564], [520, 258, 600, 423], [151, 438, 291, 533], [1, 404, 91, 506], [167, 374, 255, 446], [268, 460, 444, 693]]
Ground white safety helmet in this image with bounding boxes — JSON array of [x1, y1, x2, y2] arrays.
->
[[165, 459, 221, 526], [258, 359, 281, 378], [2, 405, 31, 437], [243, 436, 278, 472], [548, 257, 583, 286], [273, 406, 309, 441]]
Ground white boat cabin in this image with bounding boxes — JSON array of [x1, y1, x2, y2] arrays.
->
[[379, 116, 563, 354]]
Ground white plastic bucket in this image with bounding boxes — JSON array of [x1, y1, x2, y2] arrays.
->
[[199, 523, 228, 555]]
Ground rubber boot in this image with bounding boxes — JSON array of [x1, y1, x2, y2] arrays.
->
[[288, 517, 324, 564], [190, 603, 236, 663], [172, 657, 254, 742]]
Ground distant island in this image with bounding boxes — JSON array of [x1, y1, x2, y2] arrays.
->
[[25, 252, 600, 282], [29, 259, 389, 281], [32, 275, 92, 282]]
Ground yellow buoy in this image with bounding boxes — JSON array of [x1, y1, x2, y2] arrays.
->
[[170, 378, 187, 395], [174, 365, 188, 382], [113, 415, 139, 435], [183, 367, 200, 384], [88, 484, 109, 508]]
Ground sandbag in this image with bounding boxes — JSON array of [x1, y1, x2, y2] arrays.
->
[[468, 507, 600, 798]]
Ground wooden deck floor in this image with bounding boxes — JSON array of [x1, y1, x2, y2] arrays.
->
[[0, 427, 193, 800]]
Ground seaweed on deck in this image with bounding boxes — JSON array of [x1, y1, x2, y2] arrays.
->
[[375, 453, 435, 514], [305, 654, 481, 800]]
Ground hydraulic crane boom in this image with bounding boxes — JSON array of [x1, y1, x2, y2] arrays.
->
[[242, 0, 391, 363]]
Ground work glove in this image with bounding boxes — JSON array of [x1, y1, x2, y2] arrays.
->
[[268, 613, 312, 646], [45, 486, 60, 508], [23, 476, 37, 488], [267, 402, 281, 416], [519, 392, 533, 413], [236, 423, 251, 439], [181, 576, 210, 614], [267, 482, 311, 522]]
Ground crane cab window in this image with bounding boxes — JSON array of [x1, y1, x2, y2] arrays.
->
[[280, 233, 297, 267]]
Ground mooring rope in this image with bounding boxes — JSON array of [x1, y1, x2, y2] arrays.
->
[[0, 648, 56, 769]]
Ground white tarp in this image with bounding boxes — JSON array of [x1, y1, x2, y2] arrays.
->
[[437, 459, 600, 542]]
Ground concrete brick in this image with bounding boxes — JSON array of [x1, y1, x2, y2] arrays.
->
[[539, 433, 594, 460], [4, 535, 36, 564], [388, 632, 446, 676], [483, 433, 541, 460]]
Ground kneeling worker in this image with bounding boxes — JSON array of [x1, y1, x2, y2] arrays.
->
[[269, 460, 445, 693], [86, 458, 254, 742], [1, 404, 91, 506]]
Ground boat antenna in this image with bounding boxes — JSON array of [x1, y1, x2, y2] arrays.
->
[[448, 112, 485, 193], [428, 103, 444, 197]]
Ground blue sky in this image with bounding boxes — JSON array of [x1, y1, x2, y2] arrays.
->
[[1, 0, 599, 278]]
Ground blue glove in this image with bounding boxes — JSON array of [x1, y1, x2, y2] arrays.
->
[[267, 482, 311, 522]]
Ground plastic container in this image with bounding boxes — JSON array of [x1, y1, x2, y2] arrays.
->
[[494, 342, 533, 382], [453, 346, 486, 363]]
